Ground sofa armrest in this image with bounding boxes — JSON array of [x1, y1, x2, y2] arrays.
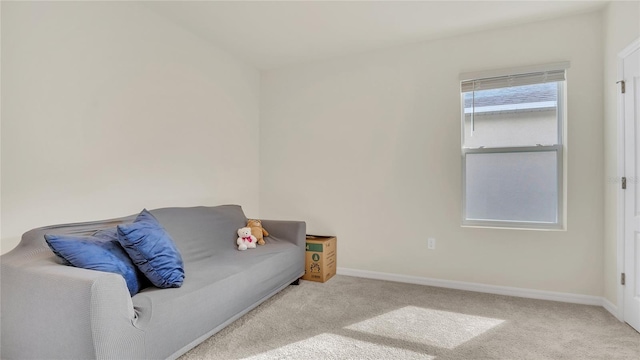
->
[[1, 251, 145, 359], [261, 220, 306, 248]]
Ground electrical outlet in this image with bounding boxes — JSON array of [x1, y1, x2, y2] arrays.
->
[[427, 237, 436, 250]]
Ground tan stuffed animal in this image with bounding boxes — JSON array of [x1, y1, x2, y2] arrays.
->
[[247, 219, 269, 245]]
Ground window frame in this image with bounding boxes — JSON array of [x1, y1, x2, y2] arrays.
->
[[460, 64, 567, 230]]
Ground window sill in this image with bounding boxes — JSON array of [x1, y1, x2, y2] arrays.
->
[[461, 224, 566, 232]]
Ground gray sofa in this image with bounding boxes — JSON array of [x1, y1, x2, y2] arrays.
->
[[0, 205, 305, 359]]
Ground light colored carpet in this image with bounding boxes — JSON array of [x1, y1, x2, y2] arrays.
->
[[180, 275, 640, 359]]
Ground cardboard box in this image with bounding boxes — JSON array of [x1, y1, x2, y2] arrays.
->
[[303, 235, 337, 283]]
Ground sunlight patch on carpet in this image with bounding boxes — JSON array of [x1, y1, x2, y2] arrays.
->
[[241, 333, 433, 360], [345, 306, 504, 349]]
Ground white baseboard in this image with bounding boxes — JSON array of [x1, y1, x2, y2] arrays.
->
[[601, 298, 621, 320], [337, 267, 604, 306]]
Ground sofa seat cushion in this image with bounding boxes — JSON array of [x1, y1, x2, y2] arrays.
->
[[130, 235, 303, 359]]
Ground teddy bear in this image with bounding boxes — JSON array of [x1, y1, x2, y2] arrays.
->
[[247, 219, 269, 245], [236, 227, 257, 251]]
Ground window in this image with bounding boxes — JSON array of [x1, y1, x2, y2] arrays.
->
[[460, 63, 568, 229]]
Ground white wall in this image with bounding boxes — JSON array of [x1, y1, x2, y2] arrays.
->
[[1, 2, 261, 254], [0, 2, 619, 299], [603, 1, 640, 305], [261, 12, 604, 296]]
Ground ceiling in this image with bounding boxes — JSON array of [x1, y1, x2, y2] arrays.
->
[[143, 1, 609, 70]]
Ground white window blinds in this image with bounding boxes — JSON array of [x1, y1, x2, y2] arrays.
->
[[461, 70, 566, 92], [460, 61, 570, 92]]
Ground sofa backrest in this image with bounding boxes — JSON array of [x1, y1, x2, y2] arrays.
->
[[149, 205, 247, 263], [11, 205, 246, 265]]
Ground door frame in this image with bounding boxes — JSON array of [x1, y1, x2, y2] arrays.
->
[[617, 37, 640, 321]]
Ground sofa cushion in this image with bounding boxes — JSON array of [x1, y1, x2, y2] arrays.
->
[[44, 230, 143, 296], [117, 209, 184, 288], [130, 234, 304, 356]]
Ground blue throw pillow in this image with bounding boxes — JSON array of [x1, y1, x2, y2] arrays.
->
[[117, 209, 185, 288], [44, 230, 143, 296]]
